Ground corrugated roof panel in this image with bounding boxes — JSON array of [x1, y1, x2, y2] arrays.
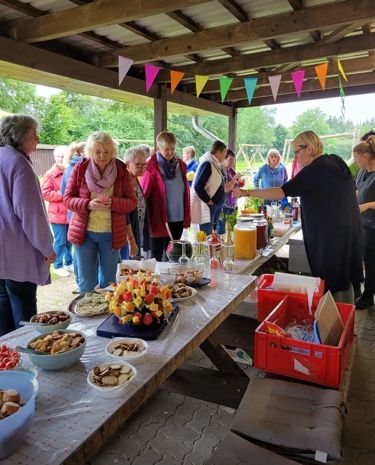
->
[[236, 41, 276, 53], [276, 32, 314, 47], [137, 14, 193, 37], [244, 0, 292, 18], [27, 0, 73, 12], [0, 5, 25, 22], [178, 1, 238, 29], [92, 25, 147, 46]]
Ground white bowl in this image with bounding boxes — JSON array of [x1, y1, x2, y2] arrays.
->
[[87, 361, 137, 399], [105, 338, 148, 364], [30, 311, 72, 334]]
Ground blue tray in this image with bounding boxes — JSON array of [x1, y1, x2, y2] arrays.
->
[[96, 304, 179, 340]]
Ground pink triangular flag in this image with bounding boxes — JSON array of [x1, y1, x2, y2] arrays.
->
[[291, 69, 305, 97], [145, 64, 161, 93], [268, 75, 282, 102], [118, 56, 133, 86]]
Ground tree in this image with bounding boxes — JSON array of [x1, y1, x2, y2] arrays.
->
[[237, 107, 276, 146], [289, 107, 330, 137], [273, 124, 288, 153], [0, 78, 43, 116]]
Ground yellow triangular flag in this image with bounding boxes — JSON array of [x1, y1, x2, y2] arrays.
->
[[337, 59, 347, 82], [195, 75, 209, 97]]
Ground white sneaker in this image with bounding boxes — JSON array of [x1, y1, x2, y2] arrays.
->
[[64, 264, 74, 272], [55, 268, 70, 278]]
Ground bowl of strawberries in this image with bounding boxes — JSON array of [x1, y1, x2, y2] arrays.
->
[[108, 272, 175, 330]]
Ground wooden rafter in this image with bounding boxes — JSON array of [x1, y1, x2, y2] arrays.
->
[[210, 71, 375, 101], [102, 0, 375, 64], [8, 0, 209, 43], [362, 23, 375, 57], [236, 83, 375, 107], [217, 0, 249, 23], [182, 56, 375, 94], [154, 33, 375, 80]]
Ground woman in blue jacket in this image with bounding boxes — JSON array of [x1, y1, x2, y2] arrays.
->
[[253, 149, 288, 193]]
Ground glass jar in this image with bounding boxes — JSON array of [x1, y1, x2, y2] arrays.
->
[[192, 241, 210, 267], [255, 219, 268, 250], [233, 217, 257, 259]]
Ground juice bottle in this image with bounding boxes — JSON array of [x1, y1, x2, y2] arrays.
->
[[233, 218, 256, 259]]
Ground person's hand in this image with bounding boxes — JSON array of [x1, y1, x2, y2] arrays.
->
[[45, 252, 56, 264], [88, 198, 111, 210], [233, 172, 242, 181], [207, 200, 214, 206], [359, 203, 369, 213], [232, 188, 249, 199], [128, 238, 139, 258]]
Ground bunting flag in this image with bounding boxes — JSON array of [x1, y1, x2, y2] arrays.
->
[[291, 70, 305, 97], [145, 64, 161, 93], [195, 75, 209, 97], [118, 56, 133, 86], [219, 77, 233, 103], [315, 63, 328, 91], [268, 74, 282, 102], [170, 70, 185, 94], [337, 59, 347, 82], [244, 77, 257, 105], [339, 76, 346, 119]]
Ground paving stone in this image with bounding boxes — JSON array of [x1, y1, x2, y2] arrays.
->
[[131, 446, 163, 465]]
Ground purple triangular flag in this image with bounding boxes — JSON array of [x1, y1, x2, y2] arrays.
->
[[291, 69, 305, 97], [118, 56, 133, 86], [145, 64, 161, 93], [268, 75, 282, 102]]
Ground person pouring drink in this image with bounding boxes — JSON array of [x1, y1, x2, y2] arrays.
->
[[234, 130, 363, 303]]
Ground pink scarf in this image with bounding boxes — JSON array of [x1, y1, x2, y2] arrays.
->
[[85, 158, 117, 193]]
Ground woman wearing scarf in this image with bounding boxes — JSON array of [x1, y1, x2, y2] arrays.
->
[[64, 131, 137, 292], [141, 131, 191, 261], [191, 140, 227, 235]]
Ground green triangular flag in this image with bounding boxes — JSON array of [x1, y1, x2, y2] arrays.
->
[[219, 77, 233, 103]]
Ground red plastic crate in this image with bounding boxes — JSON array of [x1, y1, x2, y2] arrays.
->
[[254, 295, 355, 388], [256, 274, 325, 321]]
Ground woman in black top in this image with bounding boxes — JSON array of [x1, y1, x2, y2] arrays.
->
[[353, 137, 375, 309], [234, 130, 363, 302]]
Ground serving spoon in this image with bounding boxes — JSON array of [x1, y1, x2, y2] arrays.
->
[[14, 345, 49, 355]]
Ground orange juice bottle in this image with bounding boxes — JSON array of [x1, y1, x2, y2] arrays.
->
[[233, 218, 257, 259]]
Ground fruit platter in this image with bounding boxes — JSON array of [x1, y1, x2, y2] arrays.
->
[[97, 272, 178, 340]]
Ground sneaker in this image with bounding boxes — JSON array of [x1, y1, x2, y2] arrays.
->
[[355, 296, 375, 310], [64, 264, 74, 273], [54, 268, 70, 278]]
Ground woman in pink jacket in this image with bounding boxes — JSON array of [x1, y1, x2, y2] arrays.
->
[[141, 131, 191, 261], [42, 146, 72, 278]]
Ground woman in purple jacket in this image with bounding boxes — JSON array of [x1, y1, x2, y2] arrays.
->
[[0, 114, 54, 336]]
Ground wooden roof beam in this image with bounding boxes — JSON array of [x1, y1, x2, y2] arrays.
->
[[210, 71, 375, 101], [287, 0, 320, 43], [362, 23, 375, 57], [182, 56, 375, 94], [103, 0, 375, 64], [235, 83, 375, 107], [7, 0, 209, 43], [217, 0, 249, 23], [154, 32, 375, 79]]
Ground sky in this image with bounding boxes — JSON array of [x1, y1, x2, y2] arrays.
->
[[36, 84, 375, 128]]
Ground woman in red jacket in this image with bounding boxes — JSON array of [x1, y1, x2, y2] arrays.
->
[[42, 145, 72, 278], [64, 132, 137, 292], [141, 131, 191, 261]]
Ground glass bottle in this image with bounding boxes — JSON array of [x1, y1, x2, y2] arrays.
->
[[222, 222, 235, 271], [209, 230, 221, 269]]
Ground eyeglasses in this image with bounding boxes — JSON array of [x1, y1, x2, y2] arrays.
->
[[132, 162, 147, 167], [294, 145, 307, 156]]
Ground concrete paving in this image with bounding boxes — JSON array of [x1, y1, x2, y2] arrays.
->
[[37, 274, 375, 465]]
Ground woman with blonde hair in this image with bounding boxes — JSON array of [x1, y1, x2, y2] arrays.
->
[[64, 131, 137, 291], [353, 136, 375, 309], [235, 130, 363, 302]]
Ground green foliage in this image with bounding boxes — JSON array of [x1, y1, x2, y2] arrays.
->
[[289, 107, 330, 137], [0, 78, 43, 116], [237, 107, 276, 145], [273, 124, 288, 153]]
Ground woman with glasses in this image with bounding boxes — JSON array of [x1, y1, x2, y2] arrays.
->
[[234, 130, 363, 303], [121, 146, 151, 259], [253, 149, 288, 205]]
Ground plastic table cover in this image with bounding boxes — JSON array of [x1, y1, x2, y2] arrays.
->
[[0, 272, 256, 465]]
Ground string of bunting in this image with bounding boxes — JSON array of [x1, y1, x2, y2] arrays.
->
[[118, 56, 347, 104]]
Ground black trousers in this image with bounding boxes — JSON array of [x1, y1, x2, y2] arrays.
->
[[151, 221, 184, 262], [363, 226, 375, 299]]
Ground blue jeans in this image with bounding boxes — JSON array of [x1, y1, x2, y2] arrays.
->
[[74, 231, 119, 292], [0, 279, 37, 336], [51, 223, 73, 269], [200, 202, 224, 236]]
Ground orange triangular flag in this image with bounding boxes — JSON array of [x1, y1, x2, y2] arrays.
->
[[315, 63, 328, 91], [195, 75, 209, 97], [170, 70, 185, 95], [337, 59, 347, 82]]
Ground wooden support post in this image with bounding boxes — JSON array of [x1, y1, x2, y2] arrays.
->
[[154, 84, 168, 144], [228, 105, 237, 152]]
